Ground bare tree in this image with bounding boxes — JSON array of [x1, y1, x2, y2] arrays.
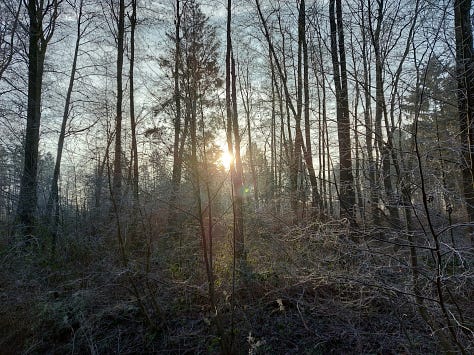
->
[[454, 0, 474, 243], [168, 0, 182, 228], [256, 0, 321, 218], [17, 0, 62, 233], [226, 0, 244, 258], [129, 0, 139, 205], [46, 0, 87, 254], [0, 0, 21, 82], [112, 0, 125, 200], [357, 0, 378, 224], [299, 0, 321, 215], [238, 61, 259, 209], [329, 0, 355, 222]]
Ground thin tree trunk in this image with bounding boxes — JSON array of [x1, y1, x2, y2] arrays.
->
[[169, 0, 182, 228], [369, 0, 389, 221], [129, 0, 139, 205], [360, 0, 379, 225], [270, 54, 277, 210], [313, 24, 331, 214], [293, 0, 305, 220], [112, 0, 125, 200], [372, 0, 401, 228], [46, 0, 84, 254], [239, 64, 259, 209], [300, 0, 321, 215], [226, 0, 244, 259], [353, 72, 364, 223], [0, 1, 21, 81], [257, 0, 321, 218], [324, 79, 333, 215], [266, 38, 286, 214], [317, 75, 325, 211], [278, 10, 297, 214]]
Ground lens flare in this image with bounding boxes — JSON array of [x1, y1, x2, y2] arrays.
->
[[220, 150, 233, 171]]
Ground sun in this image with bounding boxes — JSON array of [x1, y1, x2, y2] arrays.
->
[[219, 149, 233, 171]]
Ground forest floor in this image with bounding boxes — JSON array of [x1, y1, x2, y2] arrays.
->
[[0, 214, 473, 354]]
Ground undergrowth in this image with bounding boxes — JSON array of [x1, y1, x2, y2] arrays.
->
[[0, 216, 472, 354]]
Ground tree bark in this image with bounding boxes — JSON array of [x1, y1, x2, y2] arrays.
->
[[169, 0, 182, 228], [239, 64, 259, 209], [329, 0, 356, 222], [46, 0, 83, 254], [368, 0, 402, 228], [359, 0, 379, 225], [226, 0, 244, 258], [454, 0, 474, 243], [129, 0, 139, 205], [17, 0, 60, 233], [257, 0, 322, 219], [112, 0, 125, 200], [300, 0, 321, 215]]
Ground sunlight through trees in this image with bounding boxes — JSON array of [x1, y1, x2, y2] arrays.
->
[[0, 0, 473, 353]]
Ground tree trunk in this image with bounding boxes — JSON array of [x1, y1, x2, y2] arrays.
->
[[313, 26, 332, 214], [329, 0, 356, 222], [129, 0, 139, 206], [239, 64, 259, 209], [257, 0, 322, 219], [17, 0, 59, 233], [300, 0, 321, 216], [226, 0, 244, 259], [454, 0, 474, 243], [368, 0, 401, 228], [360, 0, 379, 225], [352, 73, 364, 223], [112, 0, 125, 200], [169, 0, 182, 229], [46, 0, 83, 254], [270, 53, 277, 210]]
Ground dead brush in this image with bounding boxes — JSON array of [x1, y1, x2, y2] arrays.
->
[[234, 216, 442, 353]]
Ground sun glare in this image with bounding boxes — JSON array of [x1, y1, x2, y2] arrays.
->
[[220, 149, 233, 171]]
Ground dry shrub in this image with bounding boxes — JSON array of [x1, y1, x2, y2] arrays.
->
[[225, 217, 444, 353], [1, 209, 472, 354]]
